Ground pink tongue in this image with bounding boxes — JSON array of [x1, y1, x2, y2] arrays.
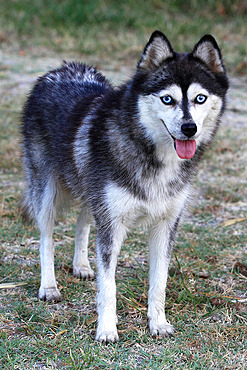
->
[[175, 139, 196, 159]]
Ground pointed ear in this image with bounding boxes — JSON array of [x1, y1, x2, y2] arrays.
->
[[138, 31, 174, 70], [192, 35, 225, 73]]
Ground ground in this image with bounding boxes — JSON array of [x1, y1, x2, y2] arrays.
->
[[0, 49, 246, 369]]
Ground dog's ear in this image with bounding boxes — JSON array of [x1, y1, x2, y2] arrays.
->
[[192, 35, 225, 73], [138, 31, 174, 70]]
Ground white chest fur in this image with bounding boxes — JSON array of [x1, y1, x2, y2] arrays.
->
[[105, 166, 190, 230]]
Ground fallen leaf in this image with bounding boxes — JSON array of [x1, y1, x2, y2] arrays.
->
[[220, 218, 246, 227], [56, 329, 67, 337]]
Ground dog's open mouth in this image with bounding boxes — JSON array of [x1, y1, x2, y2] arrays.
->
[[162, 120, 197, 159]]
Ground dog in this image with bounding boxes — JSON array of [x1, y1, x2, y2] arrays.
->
[[21, 31, 228, 342]]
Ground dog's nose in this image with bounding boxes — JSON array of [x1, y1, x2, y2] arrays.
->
[[181, 123, 197, 138]]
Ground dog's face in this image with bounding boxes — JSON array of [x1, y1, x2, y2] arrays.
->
[[138, 82, 223, 159], [135, 31, 228, 159]]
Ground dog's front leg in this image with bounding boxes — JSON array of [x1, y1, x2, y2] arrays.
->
[[95, 225, 126, 343], [148, 217, 180, 337]]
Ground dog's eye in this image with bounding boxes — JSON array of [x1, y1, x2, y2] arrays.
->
[[161, 95, 174, 105], [195, 94, 207, 104]]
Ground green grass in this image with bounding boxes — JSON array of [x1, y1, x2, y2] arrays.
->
[[0, 1, 247, 368], [0, 0, 247, 73]]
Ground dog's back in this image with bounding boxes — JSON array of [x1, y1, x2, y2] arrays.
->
[[22, 62, 112, 152]]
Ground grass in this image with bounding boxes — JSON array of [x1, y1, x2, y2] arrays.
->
[[0, 0, 247, 73], [1, 206, 246, 368], [0, 1, 247, 369]]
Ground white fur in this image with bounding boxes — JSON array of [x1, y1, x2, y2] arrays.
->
[[148, 220, 175, 336], [105, 175, 189, 227]]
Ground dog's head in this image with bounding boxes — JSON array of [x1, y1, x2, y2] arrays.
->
[[134, 31, 229, 159]]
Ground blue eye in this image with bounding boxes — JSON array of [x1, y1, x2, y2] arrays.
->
[[161, 95, 174, 105], [195, 94, 207, 104]]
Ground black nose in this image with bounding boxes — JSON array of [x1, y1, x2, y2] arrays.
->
[[181, 123, 197, 138]]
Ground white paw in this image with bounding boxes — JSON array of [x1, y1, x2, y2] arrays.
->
[[73, 265, 95, 280], [149, 320, 174, 337], [96, 329, 119, 343], [39, 287, 62, 302]]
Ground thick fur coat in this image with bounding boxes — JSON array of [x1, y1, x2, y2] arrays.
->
[[21, 31, 228, 342]]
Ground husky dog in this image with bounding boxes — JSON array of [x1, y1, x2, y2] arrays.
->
[[21, 31, 228, 342]]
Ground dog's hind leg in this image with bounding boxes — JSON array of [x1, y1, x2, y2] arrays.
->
[[37, 179, 61, 302], [147, 216, 181, 337], [73, 206, 94, 279]]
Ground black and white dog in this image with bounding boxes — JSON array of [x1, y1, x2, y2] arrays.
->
[[21, 31, 228, 342]]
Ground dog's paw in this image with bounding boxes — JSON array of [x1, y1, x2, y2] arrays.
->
[[149, 320, 174, 337], [96, 329, 119, 344], [39, 287, 62, 302], [73, 266, 95, 280]]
